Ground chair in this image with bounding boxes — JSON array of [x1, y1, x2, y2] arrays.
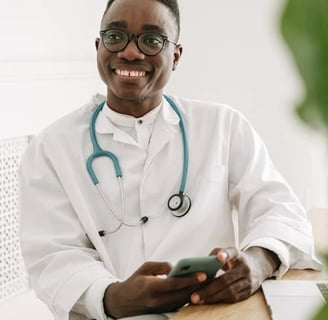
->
[[0, 135, 31, 303]]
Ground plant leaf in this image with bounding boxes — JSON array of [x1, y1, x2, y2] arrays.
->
[[280, 0, 328, 129], [311, 302, 328, 320]]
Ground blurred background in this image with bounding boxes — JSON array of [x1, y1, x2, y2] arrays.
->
[[0, 0, 326, 318], [1, 0, 326, 210]]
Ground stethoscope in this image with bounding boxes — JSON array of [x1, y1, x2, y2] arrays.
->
[[86, 95, 191, 236]]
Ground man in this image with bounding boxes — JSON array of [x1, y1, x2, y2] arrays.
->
[[19, 0, 321, 319]]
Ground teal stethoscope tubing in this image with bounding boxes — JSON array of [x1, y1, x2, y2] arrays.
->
[[86, 95, 190, 234], [162, 95, 189, 193], [86, 101, 122, 183]]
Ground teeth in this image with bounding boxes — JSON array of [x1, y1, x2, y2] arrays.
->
[[116, 69, 146, 77]]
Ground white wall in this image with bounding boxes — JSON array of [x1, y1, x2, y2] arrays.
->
[[170, 0, 327, 210], [0, 0, 326, 210], [0, 1, 106, 317], [0, 0, 108, 139], [1, 0, 326, 209], [0, 0, 327, 317]]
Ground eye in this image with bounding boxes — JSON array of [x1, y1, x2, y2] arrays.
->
[[141, 33, 164, 48], [103, 30, 126, 44]]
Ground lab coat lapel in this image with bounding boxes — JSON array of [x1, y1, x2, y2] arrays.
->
[[145, 99, 180, 170], [95, 107, 138, 146]]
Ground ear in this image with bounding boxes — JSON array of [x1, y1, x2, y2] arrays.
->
[[172, 44, 183, 71], [95, 38, 100, 51]]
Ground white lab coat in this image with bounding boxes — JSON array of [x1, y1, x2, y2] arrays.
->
[[19, 94, 321, 320]]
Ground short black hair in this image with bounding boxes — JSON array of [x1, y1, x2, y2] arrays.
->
[[102, 0, 180, 38]]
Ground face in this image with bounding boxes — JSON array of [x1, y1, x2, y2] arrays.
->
[[96, 0, 183, 116]]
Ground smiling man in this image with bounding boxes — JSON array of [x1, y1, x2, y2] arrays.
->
[[96, 0, 182, 116], [19, 0, 321, 319]]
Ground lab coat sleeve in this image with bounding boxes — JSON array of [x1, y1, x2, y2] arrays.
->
[[72, 278, 113, 319], [227, 110, 321, 270], [245, 237, 291, 276], [245, 237, 315, 278], [19, 136, 117, 320]]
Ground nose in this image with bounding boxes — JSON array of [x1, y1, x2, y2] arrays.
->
[[117, 39, 145, 60]]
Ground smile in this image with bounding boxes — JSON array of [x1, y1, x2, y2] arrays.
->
[[115, 69, 146, 78]]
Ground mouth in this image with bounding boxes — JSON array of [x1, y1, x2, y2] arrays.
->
[[115, 68, 147, 78]]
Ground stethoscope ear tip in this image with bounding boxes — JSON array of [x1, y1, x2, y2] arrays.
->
[[98, 230, 106, 237], [141, 216, 149, 224]]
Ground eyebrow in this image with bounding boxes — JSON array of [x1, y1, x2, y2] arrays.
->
[[103, 21, 127, 29], [102, 21, 166, 34], [142, 24, 166, 34]]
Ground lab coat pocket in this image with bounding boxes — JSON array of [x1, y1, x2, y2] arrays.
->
[[190, 164, 229, 225], [206, 164, 227, 183], [201, 163, 229, 205], [194, 163, 228, 201]]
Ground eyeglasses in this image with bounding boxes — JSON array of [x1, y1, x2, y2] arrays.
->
[[99, 29, 178, 56]]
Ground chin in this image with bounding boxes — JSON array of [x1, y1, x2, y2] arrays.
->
[[118, 94, 145, 103], [112, 90, 147, 103]]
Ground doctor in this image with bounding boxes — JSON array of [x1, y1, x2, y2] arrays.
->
[[19, 0, 321, 319]]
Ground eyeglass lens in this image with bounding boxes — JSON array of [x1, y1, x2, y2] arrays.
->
[[101, 29, 166, 56]]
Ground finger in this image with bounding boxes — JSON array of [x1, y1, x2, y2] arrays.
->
[[217, 247, 240, 271], [209, 248, 221, 256], [190, 261, 249, 303], [218, 247, 239, 261], [206, 279, 252, 303], [191, 277, 251, 305], [203, 285, 252, 304], [210, 247, 240, 271], [136, 261, 172, 276], [164, 272, 207, 292], [138, 274, 209, 313]]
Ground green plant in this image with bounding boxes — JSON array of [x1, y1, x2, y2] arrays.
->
[[311, 303, 328, 320], [280, 0, 328, 131], [280, 0, 328, 318]]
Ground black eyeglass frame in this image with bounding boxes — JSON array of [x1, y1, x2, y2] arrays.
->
[[99, 29, 178, 56]]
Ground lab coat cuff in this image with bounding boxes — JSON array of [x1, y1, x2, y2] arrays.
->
[[51, 263, 116, 320], [81, 277, 119, 320], [240, 218, 323, 273], [242, 237, 290, 278]]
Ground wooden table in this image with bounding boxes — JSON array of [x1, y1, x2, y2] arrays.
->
[[169, 269, 327, 320]]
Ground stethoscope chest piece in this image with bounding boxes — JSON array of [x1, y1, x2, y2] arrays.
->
[[168, 193, 192, 217]]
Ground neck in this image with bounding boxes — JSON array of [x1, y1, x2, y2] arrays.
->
[[107, 94, 163, 117]]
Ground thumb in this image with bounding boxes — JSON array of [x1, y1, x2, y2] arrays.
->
[[217, 247, 240, 271]]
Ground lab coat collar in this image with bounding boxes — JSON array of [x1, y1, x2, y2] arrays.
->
[[162, 96, 180, 126], [94, 96, 180, 135], [145, 97, 181, 168]]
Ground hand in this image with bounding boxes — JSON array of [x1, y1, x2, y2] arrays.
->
[[190, 246, 280, 305], [103, 261, 207, 319]]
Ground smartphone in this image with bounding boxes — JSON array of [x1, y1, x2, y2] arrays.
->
[[168, 256, 224, 278]]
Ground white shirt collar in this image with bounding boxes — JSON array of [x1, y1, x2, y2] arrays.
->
[[102, 101, 162, 128], [95, 96, 180, 134]]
